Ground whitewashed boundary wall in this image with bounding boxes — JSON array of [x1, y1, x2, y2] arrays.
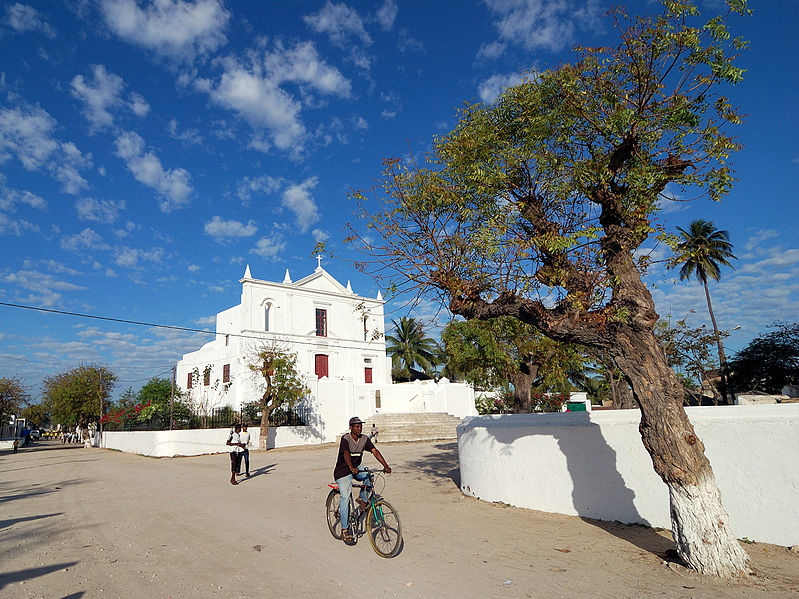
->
[[101, 425, 323, 457], [457, 404, 799, 547]]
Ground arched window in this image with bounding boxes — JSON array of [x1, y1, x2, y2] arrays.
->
[[264, 304, 270, 331]]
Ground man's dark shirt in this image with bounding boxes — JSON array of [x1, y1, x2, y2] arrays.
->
[[333, 433, 375, 479]]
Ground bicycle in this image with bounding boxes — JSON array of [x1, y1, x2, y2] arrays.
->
[[325, 468, 403, 558]]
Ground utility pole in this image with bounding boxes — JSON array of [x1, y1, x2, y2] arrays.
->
[[170, 366, 175, 430], [98, 370, 104, 437]]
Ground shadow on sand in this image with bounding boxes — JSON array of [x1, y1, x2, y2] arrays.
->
[[418, 417, 677, 559]]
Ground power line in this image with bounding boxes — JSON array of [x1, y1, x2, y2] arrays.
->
[[0, 301, 218, 337], [0, 300, 391, 352]]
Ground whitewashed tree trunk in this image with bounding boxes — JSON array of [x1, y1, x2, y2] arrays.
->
[[668, 475, 751, 577], [611, 328, 751, 577]]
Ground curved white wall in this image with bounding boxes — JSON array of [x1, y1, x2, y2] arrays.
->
[[457, 405, 799, 547]]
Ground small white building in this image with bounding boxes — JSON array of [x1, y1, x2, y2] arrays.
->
[[175, 261, 476, 442]]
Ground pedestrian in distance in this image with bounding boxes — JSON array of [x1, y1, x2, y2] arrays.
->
[[369, 422, 379, 443], [238, 424, 251, 477], [226, 424, 245, 485]]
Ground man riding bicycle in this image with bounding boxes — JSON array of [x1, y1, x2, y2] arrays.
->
[[334, 416, 391, 543]]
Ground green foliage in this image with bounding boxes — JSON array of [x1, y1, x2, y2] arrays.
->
[[727, 323, 799, 394], [655, 318, 719, 382], [136, 377, 192, 424], [442, 316, 583, 394], [20, 402, 49, 428], [42, 364, 116, 427], [348, 1, 748, 328], [669, 219, 737, 402], [385, 316, 441, 381], [241, 401, 261, 424], [475, 389, 570, 414], [246, 341, 310, 420], [0, 377, 29, 425], [671, 219, 736, 284]]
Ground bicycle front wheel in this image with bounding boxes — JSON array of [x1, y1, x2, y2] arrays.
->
[[325, 489, 343, 539], [366, 500, 402, 557]]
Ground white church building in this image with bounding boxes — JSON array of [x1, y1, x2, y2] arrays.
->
[[175, 261, 476, 444]]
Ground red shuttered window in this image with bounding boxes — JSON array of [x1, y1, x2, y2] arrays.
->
[[315, 354, 329, 378]]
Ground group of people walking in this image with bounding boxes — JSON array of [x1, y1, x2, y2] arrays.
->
[[225, 423, 250, 485]]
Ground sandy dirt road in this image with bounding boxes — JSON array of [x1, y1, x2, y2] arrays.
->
[[1, 440, 797, 599]]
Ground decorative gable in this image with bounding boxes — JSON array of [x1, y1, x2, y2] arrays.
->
[[293, 268, 351, 295]]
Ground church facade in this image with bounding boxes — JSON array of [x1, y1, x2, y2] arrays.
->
[[175, 262, 476, 443]]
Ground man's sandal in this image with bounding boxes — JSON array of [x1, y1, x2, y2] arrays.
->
[[342, 529, 354, 543]]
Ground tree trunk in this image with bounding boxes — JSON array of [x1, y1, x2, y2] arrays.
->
[[614, 375, 637, 409], [612, 328, 750, 577], [703, 279, 730, 404], [508, 361, 539, 413], [258, 379, 273, 451]]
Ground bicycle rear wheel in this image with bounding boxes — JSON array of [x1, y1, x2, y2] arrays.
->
[[325, 489, 343, 539], [366, 500, 402, 557]]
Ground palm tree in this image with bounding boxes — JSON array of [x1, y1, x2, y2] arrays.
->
[[385, 316, 440, 382], [672, 219, 737, 403]]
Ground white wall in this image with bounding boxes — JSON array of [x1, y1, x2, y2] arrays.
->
[[101, 425, 325, 457], [457, 404, 799, 547]]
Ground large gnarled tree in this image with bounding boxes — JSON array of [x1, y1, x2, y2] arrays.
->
[[349, 1, 751, 577]]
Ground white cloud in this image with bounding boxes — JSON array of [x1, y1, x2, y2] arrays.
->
[[353, 116, 368, 130], [4, 3, 55, 37], [304, 1, 372, 47], [3, 270, 86, 309], [204, 216, 258, 242], [0, 103, 92, 194], [397, 28, 424, 53], [312, 228, 329, 243], [477, 40, 506, 60], [71, 65, 150, 130], [75, 197, 125, 223], [99, 0, 230, 61], [71, 65, 125, 131], [197, 41, 351, 155], [188, 264, 201, 273], [61, 227, 110, 252], [236, 174, 281, 203], [0, 212, 39, 236], [648, 233, 799, 353], [477, 72, 527, 103], [114, 245, 165, 268], [264, 41, 352, 97], [0, 176, 47, 211], [282, 177, 320, 233], [167, 118, 203, 145], [128, 92, 150, 117], [197, 57, 305, 153], [251, 234, 286, 259], [114, 130, 193, 211], [482, 0, 601, 54], [375, 0, 398, 31]]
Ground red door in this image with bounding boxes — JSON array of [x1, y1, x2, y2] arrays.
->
[[315, 354, 329, 378], [364, 367, 373, 383]]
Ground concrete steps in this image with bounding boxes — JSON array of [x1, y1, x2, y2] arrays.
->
[[363, 412, 462, 442]]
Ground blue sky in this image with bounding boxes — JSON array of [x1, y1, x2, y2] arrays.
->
[[1, 0, 797, 400]]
